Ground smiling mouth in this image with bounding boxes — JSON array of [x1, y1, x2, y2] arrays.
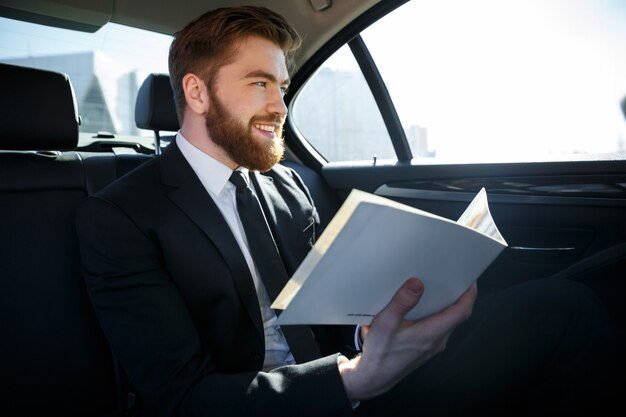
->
[[254, 123, 276, 133]]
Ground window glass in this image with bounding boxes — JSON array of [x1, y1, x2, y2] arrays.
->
[[291, 45, 394, 162], [0, 17, 172, 136], [362, 0, 626, 163]]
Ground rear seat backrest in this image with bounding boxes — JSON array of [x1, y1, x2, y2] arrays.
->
[[0, 63, 128, 415]]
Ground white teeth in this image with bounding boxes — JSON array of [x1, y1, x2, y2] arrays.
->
[[255, 124, 275, 132]]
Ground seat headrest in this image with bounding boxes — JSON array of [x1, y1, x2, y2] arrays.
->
[[0, 63, 79, 151], [135, 73, 180, 133]]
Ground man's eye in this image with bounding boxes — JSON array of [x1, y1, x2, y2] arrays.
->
[[280, 86, 289, 96], [254, 81, 266, 88]]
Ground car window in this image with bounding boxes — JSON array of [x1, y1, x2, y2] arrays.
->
[[0, 17, 172, 137], [291, 0, 626, 164], [291, 45, 394, 162]]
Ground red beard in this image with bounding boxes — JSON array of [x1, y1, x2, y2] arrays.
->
[[205, 90, 285, 172]]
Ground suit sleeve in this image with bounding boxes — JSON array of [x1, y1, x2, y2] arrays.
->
[[76, 196, 354, 417]]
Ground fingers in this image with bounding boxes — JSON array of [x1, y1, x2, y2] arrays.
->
[[364, 279, 475, 351], [388, 278, 425, 318], [452, 282, 477, 320], [360, 325, 369, 341], [420, 282, 477, 332], [372, 278, 424, 330]]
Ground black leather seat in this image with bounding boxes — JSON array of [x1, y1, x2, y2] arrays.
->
[[0, 63, 126, 415], [135, 73, 180, 154]]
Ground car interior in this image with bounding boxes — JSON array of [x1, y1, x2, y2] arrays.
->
[[1, 0, 625, 415]]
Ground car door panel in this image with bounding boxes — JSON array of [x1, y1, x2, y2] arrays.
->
[[317, 161, 626, 289]]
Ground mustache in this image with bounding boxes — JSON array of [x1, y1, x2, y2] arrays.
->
[[250, 114, 285, 125]]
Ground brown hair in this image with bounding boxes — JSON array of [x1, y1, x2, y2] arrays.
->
[[168, 6, 302, 122]]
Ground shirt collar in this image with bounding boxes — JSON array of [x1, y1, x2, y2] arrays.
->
[[176, 131, 249, 196]]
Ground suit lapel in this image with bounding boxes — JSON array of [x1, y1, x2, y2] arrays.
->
[[250, 172, 281, 227], [160, 143, 263, 339]]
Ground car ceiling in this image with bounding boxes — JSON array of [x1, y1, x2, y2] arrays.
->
[[0, 0, 382, 68]]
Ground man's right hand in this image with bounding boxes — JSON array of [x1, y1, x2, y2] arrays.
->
[[338, 277, 477, 402]]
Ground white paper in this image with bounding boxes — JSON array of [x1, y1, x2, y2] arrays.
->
[[272, 188, 507, 325]]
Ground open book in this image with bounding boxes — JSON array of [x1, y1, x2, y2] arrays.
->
[[271, 188, 507, 325]]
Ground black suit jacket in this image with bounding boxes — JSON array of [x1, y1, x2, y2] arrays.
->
[[76, 142, 354, 417]]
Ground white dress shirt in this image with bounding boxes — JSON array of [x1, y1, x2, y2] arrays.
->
[[176, 132, 295, 371]]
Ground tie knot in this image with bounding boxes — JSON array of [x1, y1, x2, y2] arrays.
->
[[229, 170, 248, 190]]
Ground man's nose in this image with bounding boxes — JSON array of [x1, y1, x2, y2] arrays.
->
[[266, 87, 288, 116]]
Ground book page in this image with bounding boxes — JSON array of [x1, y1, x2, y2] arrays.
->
[[457, 188, 507, 245]]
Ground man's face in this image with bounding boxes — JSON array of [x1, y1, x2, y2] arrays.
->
[[205, 36, 290, 172]]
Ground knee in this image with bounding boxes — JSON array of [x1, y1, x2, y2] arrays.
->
[[523, 278, 613, 339], [532, 278, 603, 312], [557, 280, 622, 354]]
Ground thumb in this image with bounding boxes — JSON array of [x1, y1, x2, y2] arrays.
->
[[374, 278, 424, 327]]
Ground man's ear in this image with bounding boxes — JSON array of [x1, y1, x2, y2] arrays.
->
[[182, 73, 209, 115]]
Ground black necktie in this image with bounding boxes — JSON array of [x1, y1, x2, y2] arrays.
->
[[229, 170, 288, 301], [229, 170, 320, 362]]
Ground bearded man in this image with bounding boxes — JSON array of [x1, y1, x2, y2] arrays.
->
[[76, 6, 622, 417]]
